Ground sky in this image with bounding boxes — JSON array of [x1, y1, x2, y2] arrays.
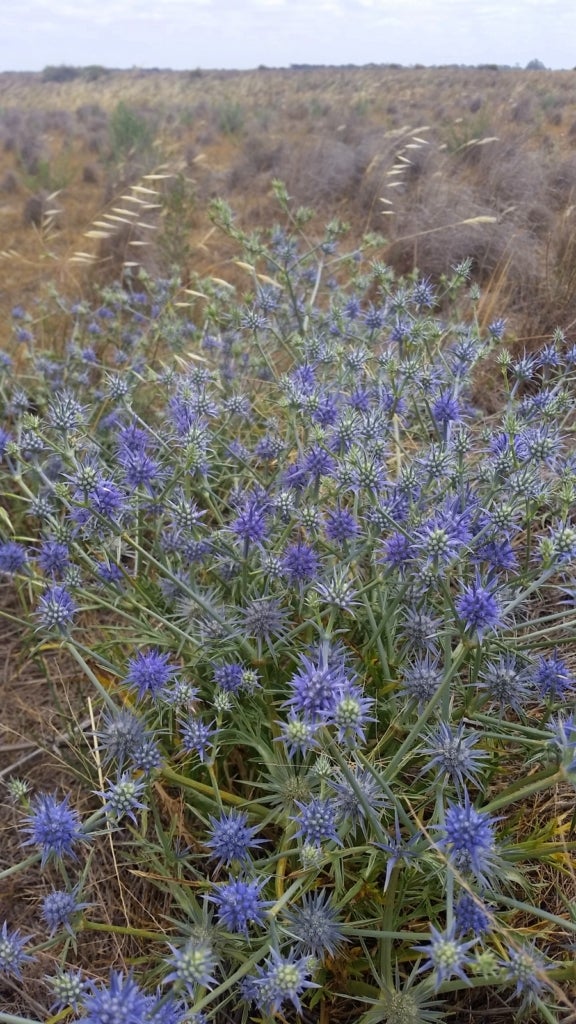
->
[[1, 0, 575, 72]]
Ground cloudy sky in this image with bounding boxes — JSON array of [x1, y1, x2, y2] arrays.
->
[[1, 0, 574, 72]]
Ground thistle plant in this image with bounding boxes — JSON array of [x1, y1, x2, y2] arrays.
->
[[0, 192, 575, 1022]]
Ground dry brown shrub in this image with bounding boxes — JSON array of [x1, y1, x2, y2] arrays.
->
[[0, 170, 20, 194], [82, 163, 99, 184], [22, 192, 47, 227], [283, 136, 360, 204]]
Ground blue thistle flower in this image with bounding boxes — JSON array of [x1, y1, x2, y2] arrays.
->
[[399, 654, 443, 705], [0, 921, 34, 980], [438, 790, 499, 886], [0, 540, 28, 575], [276, 712, 320, 758], [79, 970, 150, 1023], [500, 941, 551, 1007], [37, 539, 70, 577], [179, 716, 216, 762], [532, 651, 574, 699], [454, 892, 492, 936], [164, 937, 217, 992], [477, 653, 533, 712], [205, 808, 265, 866], [212, 661, 244, 693], [48, 969, 86, 1011], [324, 506, 359, 543], [281, 541, 320, 586], [124, 649, 177, 700], [292, 796, 341, 847], [36, 584, 77, 633], [42, 887, 89, 936], [209, 874, 270, 935], [250, 947, 317, 1016], [99, 772, 147, 824], [455, 575, 502, 639], [23, 791, 86, 866], [283, 889, 348, 959], [330, 684, 374, 748], [421, 722, 488, 792], [414, 921, 476, 990]]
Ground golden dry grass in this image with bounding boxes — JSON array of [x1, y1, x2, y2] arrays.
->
[[2, 65, 576, 348]]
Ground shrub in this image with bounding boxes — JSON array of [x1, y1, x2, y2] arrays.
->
[[109, 102, 155, 161], [41, 64, 80, 83], [0, 196, 575, 1023]]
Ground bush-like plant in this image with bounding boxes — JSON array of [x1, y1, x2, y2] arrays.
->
[[0, 191, 575, 1022]]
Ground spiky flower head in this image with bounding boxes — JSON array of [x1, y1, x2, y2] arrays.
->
[[283, 889, 348, 959], [23, 791, 86, 867], [99, 772, 147, 824], [165, 938, 218, 992], [0, 921, 34, 980], [209, 875, 270, 935], [42, 887, 89, 936], [124, 648, 177, 700], [414, 921, 476, 990], [48, 969, 86, 1011], [36, 584, 77, 633], [250, 947, 317, 1016], [205, 808, 265, 866], [421, 721, 488, 792], [438, 790, 499, 887]]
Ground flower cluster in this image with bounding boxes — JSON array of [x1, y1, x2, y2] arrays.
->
[[0, 203, 574, 1021]]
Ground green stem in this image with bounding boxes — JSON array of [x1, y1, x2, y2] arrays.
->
[[82, 920, 166, 941], [160, 765, 269, 819], [483, 768, 564, 814]]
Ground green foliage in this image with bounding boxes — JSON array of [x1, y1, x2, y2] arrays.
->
[[109, 101, 155, 161], [217, 99, 245, 135], [41, 64, 80, 83]]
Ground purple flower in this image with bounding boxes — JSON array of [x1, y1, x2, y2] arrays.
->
[[324, 507, 359, 544], [455, 892, 492, 936], [438, 790, 498, 886], [477, 653, 533, 711], [164, 939, 217, 992], [500, 941, 551, 1007], [292, 796, 341, 847], [209, 875, 270, 934], [284, 650, 351, 720], [80, 971, 150, 1023], [179, 716, 216, 762], [37, 540, 70, 577], [414, 921, 476, 990], [399, 654, 443, 705], [431, 389, 461, 428], [380, 530, 416, 570], [36, 584, 77, 633], [456, 576, 501, 638], [99, 772, 147, 824], [0, 921, 34, 980], [125, 649, 177, 700], [212, 661, 244, 693], [23, 792, 86, 866], [330, 685, 374, 747], [276, 712, 319, 758], [421, 722, 488, 792], [205, 809, 265, 866], [281, 541, 320, 586], [283, 890, 347, 958], [532, 651, 574, 698], [231, 498, 268, 546], [0, 541, 28, 575], [42, 887, 89, 936], [249, 948, 317, 1016]]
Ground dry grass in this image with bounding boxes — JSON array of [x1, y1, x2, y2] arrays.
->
[[2, 66, 576, 347]]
